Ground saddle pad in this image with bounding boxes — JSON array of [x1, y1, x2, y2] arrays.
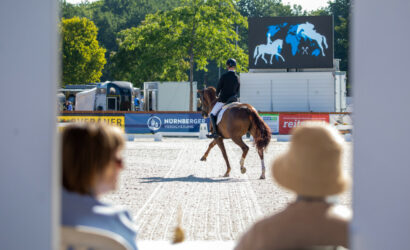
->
[[217, 102, 241, 125]]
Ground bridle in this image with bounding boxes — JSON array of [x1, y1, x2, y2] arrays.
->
[[199, 91, 209, 118]]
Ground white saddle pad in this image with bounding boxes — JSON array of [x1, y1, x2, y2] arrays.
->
[[217, 102, 241, 124]]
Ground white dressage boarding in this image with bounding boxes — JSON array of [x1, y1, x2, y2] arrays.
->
[[253, 39, 285, 65], [296, 22, 328, 56]]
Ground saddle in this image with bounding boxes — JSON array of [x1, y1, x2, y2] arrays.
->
[[216, 102, 241, 125]]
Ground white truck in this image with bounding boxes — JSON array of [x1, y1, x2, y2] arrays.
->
[[143, 81, 197, 111]]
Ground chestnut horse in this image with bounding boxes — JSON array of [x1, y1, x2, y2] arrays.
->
[[198, 87, 271, 179]]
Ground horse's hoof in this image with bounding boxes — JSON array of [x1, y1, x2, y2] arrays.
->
[[223, 173, 230, 177], [260, 174, 265, 180], [241, 167, 247, 174], [200, 156, 207, 161]]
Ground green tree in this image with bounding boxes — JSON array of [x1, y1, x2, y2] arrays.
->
[[60, 17, 106, 85], [60, 0, 185, 80], [329, 0, 350, 73], [112, 0, 248, 110], [309, 7, 329, 16], [59, 0, 97, 20], [236, 0, 305, 17]]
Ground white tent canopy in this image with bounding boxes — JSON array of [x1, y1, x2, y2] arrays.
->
[[75, 87, 97, 111]]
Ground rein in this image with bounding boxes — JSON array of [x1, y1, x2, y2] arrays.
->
[[203, 88, 218, 115]]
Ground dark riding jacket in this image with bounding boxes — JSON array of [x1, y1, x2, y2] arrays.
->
[[216, 71, 240, 103]]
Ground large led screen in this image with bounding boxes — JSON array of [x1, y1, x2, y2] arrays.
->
[[249, 16, 334, 69]]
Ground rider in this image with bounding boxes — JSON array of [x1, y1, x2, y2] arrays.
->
[[207, 58, 240, 139]]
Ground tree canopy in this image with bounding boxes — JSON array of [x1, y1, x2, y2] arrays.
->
[[59, 0, 351, 92], [236, 0, 306, 17], [60, 0, 184, 80], [60, 17, 106, 85], [111, 0, 248, 110]]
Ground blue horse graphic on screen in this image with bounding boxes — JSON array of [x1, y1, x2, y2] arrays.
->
[[253, 39, 285, 65], [296, 22, 328, 56], [253, 21, 329, 66]]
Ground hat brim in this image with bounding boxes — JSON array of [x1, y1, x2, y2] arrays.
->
[[272, 153, 350, 197]]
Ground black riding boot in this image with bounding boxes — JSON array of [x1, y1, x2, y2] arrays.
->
[[206, 114, 219, 139]]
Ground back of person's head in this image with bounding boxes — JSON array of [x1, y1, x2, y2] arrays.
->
[[62, 122, 124, 195], [226, 58, 237, 68], [272, 122, 350, 197]]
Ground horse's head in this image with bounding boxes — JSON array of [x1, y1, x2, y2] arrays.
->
[[198, 87, 217, 118], [272, 39, 283, 49]]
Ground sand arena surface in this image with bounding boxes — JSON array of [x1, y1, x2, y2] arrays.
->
[[102, 138, 352, 241]]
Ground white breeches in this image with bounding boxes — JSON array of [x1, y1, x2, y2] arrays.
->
[[211, 102, 224, 116]]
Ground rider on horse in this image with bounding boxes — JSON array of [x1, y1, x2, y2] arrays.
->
[[207, 58, 240, 139]]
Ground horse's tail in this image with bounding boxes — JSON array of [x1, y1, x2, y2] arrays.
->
[[253, 46, 259, 58], [248, 108, 271, 152], [323, 35, 328, 49]]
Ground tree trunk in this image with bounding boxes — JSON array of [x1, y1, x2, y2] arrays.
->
[[188, 17, 197, 112], [189, 52, 194, 111]]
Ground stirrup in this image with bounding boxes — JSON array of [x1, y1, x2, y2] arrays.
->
[[206, 133, 219, 139]]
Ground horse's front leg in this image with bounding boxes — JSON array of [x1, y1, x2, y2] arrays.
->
[[277, 54, 285, 62], [200, 139, 217, 161], [216, 138, 231, 177], [257, 148, 266, 179]]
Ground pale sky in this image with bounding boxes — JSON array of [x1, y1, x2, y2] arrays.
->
[[67, 0, 330, 12], [284, 0, 329, 11]]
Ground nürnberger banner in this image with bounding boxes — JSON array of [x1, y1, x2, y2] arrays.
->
[[279, 114, 329, 134], [249, 16, 334, 69], [124, 113, 207, 133]]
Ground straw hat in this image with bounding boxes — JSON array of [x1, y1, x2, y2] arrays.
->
[[272, 122, 350, 197]]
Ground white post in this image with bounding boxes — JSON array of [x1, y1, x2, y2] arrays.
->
[[352, 0, 410, 249], [198, 123, 208, 139], [0, 0, 59, 249]]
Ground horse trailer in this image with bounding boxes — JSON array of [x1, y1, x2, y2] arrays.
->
[[240, 71, 347, 112], [75, 81, 135, 111]]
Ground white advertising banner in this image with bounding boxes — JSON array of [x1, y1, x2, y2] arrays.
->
[[260, 113, 279, 134]]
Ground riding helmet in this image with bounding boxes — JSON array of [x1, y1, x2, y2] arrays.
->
[[226, 58, 237, 67]]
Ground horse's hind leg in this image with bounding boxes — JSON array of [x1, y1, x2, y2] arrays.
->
[[255, 54, 260, 65], [216, 138, 231, 177], [200, 139, 217, 161], [257, 148, 266, 179], [318, 39, 325, 56], [231, 137, 249, 175]]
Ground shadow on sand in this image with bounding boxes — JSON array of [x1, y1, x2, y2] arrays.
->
[[139, 174, 245, 183]]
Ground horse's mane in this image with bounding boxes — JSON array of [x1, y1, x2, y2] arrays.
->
[[205, 87, 217, 101]]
